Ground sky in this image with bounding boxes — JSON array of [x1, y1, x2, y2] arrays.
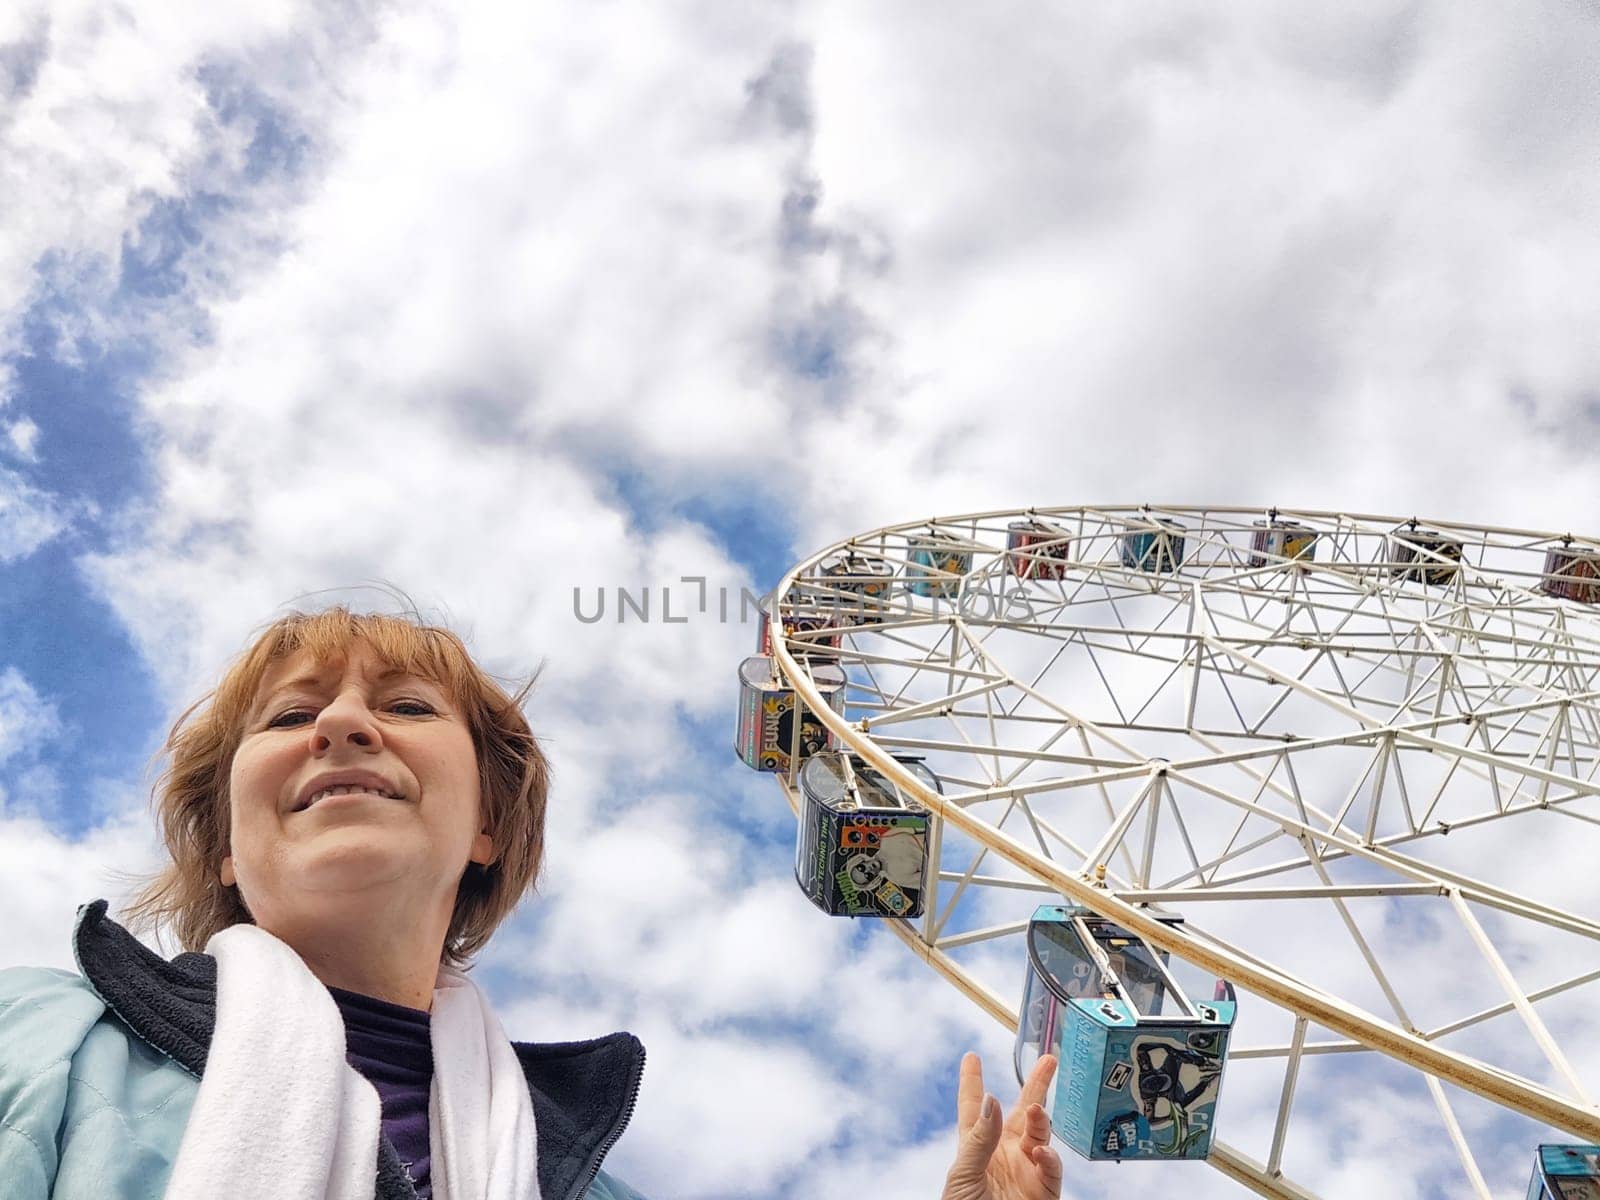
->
[[1, 1, 1599, 1197]]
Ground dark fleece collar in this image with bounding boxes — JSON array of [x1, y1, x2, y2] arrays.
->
[[71, 900, 644, 1200]]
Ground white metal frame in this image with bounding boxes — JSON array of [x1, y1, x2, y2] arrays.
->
[[766, 506, 1600, 1200]]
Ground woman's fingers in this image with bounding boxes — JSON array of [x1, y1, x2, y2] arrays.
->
[[1006, 1053, 1057, 1135], [947, 1054, 1066, 1200], [1019, 1102, 1051, 1155], [1030, 1142, 1064, 1198], [956, 1051, 985, 1135], [1018, 1074, 1063, 1199], [944, 1091, 1003, 1196], [1020, 1053, 1057, 1110]]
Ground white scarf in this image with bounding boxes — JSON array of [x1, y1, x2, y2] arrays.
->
[[163, 923, 541, 1200]]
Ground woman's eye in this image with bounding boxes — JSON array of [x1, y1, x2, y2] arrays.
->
[[264, 699, 434, 727]]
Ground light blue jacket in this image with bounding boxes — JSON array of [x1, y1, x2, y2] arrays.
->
[[0, 902, 647, 1200]]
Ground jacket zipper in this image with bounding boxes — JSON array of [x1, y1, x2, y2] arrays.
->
[[569, 1041, 646, 1200]]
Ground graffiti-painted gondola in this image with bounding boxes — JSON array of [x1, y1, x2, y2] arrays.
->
[[907, 532, 974, 599], [1121, 518, 1187, 575], [1388, 523, 1463, 586], [1541, 543, 1600, 605], [820, 549, 896, 625], [794, 752, 939, 918], [1528, 1144, 1600, 1198], [756, 585, 842, 658], [735, 655, 847, 773], [1248, 515, 1317, 569], [1006, 519, 1072, 582], [1015, 905, 1235, 1163]]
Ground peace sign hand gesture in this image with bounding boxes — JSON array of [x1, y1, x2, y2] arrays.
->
[[941, 1052, 1064, 1200]]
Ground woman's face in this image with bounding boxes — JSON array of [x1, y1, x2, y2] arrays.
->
[[221, 640, 492, 924]]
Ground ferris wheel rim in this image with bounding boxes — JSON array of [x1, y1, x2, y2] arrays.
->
[[786, 503, 1600, 553]]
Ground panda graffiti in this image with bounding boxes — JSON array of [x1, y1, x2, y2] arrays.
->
[[841, 827, 925, 904]]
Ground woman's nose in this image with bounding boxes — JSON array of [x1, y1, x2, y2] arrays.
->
[[308, 691, 383, 753]]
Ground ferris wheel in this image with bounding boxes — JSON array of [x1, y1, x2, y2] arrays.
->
[[736, 505, 1600, 1200]]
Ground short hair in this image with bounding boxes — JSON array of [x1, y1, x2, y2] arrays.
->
[[124, 605, 549, 965]]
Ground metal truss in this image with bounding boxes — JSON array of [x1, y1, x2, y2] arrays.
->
[[767, 505, 1600, 1199]]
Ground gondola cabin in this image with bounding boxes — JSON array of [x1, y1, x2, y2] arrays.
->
[[735, 655, 847, 773], [1528, 1144, 1600, 1199], [907, 533, 974, 599], [820, 550, 896, 625], [1007, 519, 1072, 581], [1541, 545, 1600, 605], [1120, 519, 1187, 575], [1388, 526, 1463, 586], [794, 752, 939, 918], [1248, 518, 1317, 569], [756, 586, 842, 658], [1015, 905, 1235, 1163]]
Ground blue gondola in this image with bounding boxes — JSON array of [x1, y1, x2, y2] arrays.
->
[[1528, 1144, 1600, 1198], [1121, 519, 1187, 575], [1015, 905, 1235, 1162], [794, 752, 940, 918], [907, 533, 973, 599]]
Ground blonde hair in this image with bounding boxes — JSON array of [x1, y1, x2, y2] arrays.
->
[[124, 605, 549, 964]]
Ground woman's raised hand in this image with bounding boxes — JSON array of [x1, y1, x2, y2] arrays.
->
[[941, 1052, 1064, 1200]]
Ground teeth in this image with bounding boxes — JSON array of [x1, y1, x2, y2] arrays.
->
[[303, 783, 402, 809]]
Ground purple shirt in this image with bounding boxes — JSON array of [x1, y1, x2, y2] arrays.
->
[[330, 986, 434, 1198]]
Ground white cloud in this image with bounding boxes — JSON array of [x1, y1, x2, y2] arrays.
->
[[613, 1027, 856, 1196], [0, 465, 68, 561], [0, 808, 162, 971], [782, 0, 1600, 544], [0, 0, 381, 386], [0, 665, 60, 768], [4, 416, 39, 460], [0, 668, 73, 822]]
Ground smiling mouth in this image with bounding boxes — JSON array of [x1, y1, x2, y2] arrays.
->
[[295, 784, 407, 812]]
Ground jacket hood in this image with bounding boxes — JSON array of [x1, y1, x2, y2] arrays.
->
[[71, 900, 644, 1200]]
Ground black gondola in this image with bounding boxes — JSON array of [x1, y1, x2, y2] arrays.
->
[[1388, 523, 1463, 586], [794, 752, 939, 918]]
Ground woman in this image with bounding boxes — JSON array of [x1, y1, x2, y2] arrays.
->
[[0, 605, 1062, 1199]]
